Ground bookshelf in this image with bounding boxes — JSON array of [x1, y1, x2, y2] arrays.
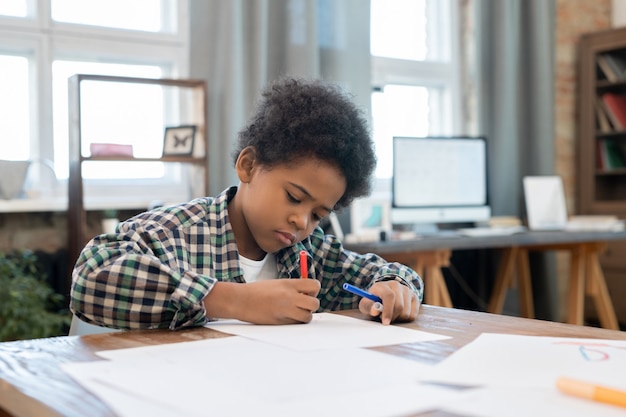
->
[[577, 27, 626, 325], [67, 74, 209, 277], [577, 27, 626, 214]]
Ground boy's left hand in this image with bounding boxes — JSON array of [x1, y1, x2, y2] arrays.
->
[[358, 280, 420, 325]]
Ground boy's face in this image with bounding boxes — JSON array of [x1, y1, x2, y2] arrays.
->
[[234, 150, 346, 257]]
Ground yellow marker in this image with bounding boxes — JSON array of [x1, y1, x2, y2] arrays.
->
[[556, 377, 626, 409]]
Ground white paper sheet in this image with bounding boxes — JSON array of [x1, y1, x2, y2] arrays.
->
[[441, 385, 626, 417], [63, 336, 459, 417], [202, 312, 450, 350], [424, 333, 626, 390]]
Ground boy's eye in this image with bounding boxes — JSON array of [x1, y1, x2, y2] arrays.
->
[[287, 192, 300, 203], [286, 190, 326, 222]]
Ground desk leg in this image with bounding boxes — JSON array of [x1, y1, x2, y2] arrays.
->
[[419, 251, 452, 308], [425, 264, 453, 308], [488, 246, 519, 314], [422, 260, 438, 306], [384, 250, 452, 308], [584, 244, 619, 330], [567, 245, 586, 326], [516, 249, 535, 319], [486, 241, 617, 328]]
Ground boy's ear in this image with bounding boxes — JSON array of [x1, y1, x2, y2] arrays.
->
[[235, 146, 257, 183]]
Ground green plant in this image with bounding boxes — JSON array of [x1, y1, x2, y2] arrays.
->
[[0, 250, 71, 341]]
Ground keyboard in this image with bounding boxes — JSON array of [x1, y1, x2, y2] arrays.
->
[[457, 226, 526, 237]]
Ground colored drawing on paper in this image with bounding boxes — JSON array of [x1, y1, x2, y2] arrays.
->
[[554, 341, 626, 362]]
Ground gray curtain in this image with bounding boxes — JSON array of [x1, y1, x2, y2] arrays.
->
[[188, 0, 371, 195], [474, 0, 557, 320], [475, 0, 555, 217]]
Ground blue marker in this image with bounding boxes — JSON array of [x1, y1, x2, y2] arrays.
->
[[342, 283, 382, 303]]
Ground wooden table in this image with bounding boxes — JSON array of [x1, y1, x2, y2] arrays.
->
[[1, 306, 624, 417], [345, 230, 626, 329]]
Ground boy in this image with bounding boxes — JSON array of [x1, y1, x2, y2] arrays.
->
[[70, 77, 423, 330]]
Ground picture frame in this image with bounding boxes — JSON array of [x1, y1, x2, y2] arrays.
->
[[349, 195, 391, 241], [523, 176, 568, 230], [162, 125, 196, 156]]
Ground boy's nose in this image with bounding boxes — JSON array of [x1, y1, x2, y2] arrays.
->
[[289, 210, 308, 231]]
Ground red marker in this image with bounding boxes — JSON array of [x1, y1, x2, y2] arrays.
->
[[300, 250, 308, 278]]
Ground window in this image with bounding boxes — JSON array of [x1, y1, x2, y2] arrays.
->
[[370, 0, 462, 180], [50, 0, 176, 32], [0, 55, 30, 160], [0, 0, 189, 210], [0, 1, 26, 17]]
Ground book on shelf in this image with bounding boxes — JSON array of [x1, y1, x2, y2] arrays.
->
[[597, 54, 620, 81], [605, 53, 626, 79], [600, 92, 626, 130], [595, 97, 613, 133], [597, 52, 626, 81], [599, 138, 626, 170], [597, 139, 606, 170]]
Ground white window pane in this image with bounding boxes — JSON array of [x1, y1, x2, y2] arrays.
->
[[51, 0, 176, 33], [372, 85, 430, 179], [52, 61, 164, 179], [370, 0, 450, 62], [370, 0, 427, 61], [79, 80, 165, 156], [0, 0, 27, 17], [0, 55, 30, 160]]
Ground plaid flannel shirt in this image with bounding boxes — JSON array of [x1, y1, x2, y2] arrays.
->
[[70, 186, 423, 330]]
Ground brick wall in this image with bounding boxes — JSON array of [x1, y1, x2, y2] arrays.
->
[[554, 0, 611, 321], [555, 0, 611, 211]]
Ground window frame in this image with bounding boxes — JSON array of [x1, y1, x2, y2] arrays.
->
[[0, 0, 190, 213]]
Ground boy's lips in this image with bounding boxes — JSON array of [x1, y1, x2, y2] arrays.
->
[[275, 231, 296, 246]]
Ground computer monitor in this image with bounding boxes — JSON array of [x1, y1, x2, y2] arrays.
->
[[391, 136, 491, 231]]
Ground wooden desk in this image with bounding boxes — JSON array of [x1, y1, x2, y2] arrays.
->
[[345, 230, 626, 329], [1, 306, 624, 417]]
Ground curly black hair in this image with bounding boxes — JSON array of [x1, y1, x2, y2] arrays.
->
[[232, 77, 376, 209]]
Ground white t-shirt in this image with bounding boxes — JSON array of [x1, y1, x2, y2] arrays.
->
[[239, 253, 278, 283]]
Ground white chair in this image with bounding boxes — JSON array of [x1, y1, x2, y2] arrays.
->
[[68, 314, 120, 336]]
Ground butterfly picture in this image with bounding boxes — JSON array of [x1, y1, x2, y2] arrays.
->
[[163, 125, 197, 156]]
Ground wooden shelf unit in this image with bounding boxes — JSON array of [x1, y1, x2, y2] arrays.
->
[[67, 74, 208, 275], [577, 27, 626, 325], [578, 27, 626, 213]]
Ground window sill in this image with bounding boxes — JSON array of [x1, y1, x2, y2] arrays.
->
[[0, 197, 67, 213], [0, 196, 188, 213]]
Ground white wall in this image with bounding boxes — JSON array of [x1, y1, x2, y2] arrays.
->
[[613, 0, 626, 27]]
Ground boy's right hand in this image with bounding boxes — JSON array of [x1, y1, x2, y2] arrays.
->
[[204, 279, 321, 325]]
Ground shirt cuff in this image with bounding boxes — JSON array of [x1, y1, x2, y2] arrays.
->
[[169, 271, 216, 330], [375, 274, 423, 300]]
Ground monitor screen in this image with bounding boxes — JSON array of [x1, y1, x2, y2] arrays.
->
[[391, 136, 490, 226]]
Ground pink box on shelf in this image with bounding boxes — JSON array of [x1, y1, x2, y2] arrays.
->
[[89, 143, 134, 157]]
